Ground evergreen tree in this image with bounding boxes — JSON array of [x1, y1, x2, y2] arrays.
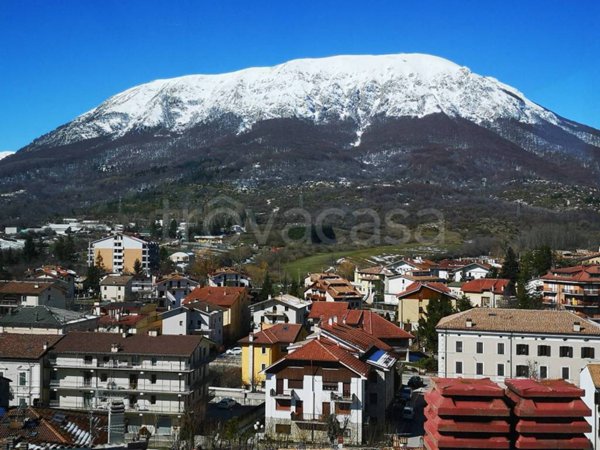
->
[[23, 235, 37, 262], [168, 219, 178, 239], [500, 247, 519, 283], [258, 271, 273, 301], [456, 295, 472, 311], [289, 278, 301, 298], [133, 258, 143, 276], [417, 296, 456, 353]]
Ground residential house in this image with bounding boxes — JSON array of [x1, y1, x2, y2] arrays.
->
[[432, 259, 493, 282], [384, 273, 445, 303], [208, 267, 252, 287], [394, 282, 456, 330], [353, 265, 393, 304], [578, 253, 600, 265], [304, 276, 363, 309], [0, 306, 98, 334], [239, 323, 305, 389], [183, 286, 250, 344], [155, 274, 199, 308], [541, 265, 600, 316], [437, 308, 600, 385], [460, 278, 510, 308], [250, 294, 311, 330], [0, 333, 63, 407], [303, 272, 341, 288], [88, 234, 159, 274], [100, 275, 134, 302], [264, 321, 398, 444], [307, 301, 350, 329], [95, 302, 160, 335], [453, 262, 492, 282], [386, 258, 435, 275], [48, 332, 210, 437], [28, 265, 76, 300], [161, 301, 224, 345], [0, 281, 67, 316]]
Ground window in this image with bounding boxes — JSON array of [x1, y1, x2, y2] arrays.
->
[[84, 355, 93, 364], [582, 347, 595, 358], [151, 357, 157, 366], [19, 372, 27, 386], [497, 342, 504, 355], [516, 344, 529, 355], [100, 373, 108, 382], [150, 395, 156, 405], [336, 403, 351, 415], [562, 367, 570, 380], [476, 363, 483, 375], [288, 379, 303, 389], [261, 346, 266, 355], [276, 399, 291, 411], [516, 365, 529, 377], [151, 375, 157, 384], [455, 361, 463, 375], [538, 345, 551, 357], [275, 424, 291, 434], [456, 341, 463, 353], [476, 342, 483, 354], [539, 366, 548, 379], [261, 364, 266, 371], [497, 364, 504, 377], [560, 346, 573, 358], [323, 383, 338, 391]]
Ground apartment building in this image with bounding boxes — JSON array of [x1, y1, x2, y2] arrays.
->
[[161, 301, 224, 344], [48, 332, 210, 437], [0, 305, 98, 334], [394, 282, 456, 330], [437, 308, 600, 385], [88, 234, 159, 274], [541, 265, 600, 315], [250, 294, 311, 330], [460, 278, 510, 308], [304, 276, 363, 309], [208, 267, 252, 287], [0, 333, 63, 407], [353, 265, 392, 303], [155, 273, 198, 308]]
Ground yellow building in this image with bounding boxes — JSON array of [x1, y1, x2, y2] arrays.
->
[[396, 282, 457, 330], [239, 323, 305, 389], [88, 234, 158, 274]]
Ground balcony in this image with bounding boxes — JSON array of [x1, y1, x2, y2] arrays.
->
[[50, 359, 192, 372], [331, 391, 353, 402], [53, 402, 185, 415], [270, 388, 295, 399], [291, 412, 326, 423], [49, 380, 192, 394]]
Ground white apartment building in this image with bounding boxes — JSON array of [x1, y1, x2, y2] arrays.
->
[[250, 294, 311, 330], [161, 301, 224, 344], [48, 332, 210, 437], [580, 364, 600, 449], [437, 308, 600, 386], [88, 234, 158, 274], [0, 333, 63, 407], [155, 274, 198, 308]]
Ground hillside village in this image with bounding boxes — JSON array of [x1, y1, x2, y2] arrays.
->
[[2, 224, 600, 449]]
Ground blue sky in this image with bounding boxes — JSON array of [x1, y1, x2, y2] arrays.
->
[[1, 0, 598, 150]]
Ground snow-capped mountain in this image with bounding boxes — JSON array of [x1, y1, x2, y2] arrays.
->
[[2, 53, 600, 226], [32, 53, 594, 148], [0, 151, 14, 161]]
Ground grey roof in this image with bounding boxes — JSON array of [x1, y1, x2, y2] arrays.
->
[[0, 306, 95, 328]]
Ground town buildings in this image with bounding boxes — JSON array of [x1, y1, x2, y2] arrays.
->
[[0, 333, 63, 407], [250, 294, 311, 330], [578, 364, 600, 449], [154, 273, 198, 308], [541, 265, 600, 316], [0, 306, 98, 334], [394, 282, 456, 330], [459, 278, 510, 308], [0, 281, 67, 315], [88, 234, 159, 274], [304, 275, 363, 309], [160, 301, 224, 344], [48, 332, 210, 437], [208, 267, 252, 287], [100, 275, 134, 302], [437, 308, 600, 385]]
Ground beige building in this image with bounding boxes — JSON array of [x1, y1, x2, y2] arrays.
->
[[437, 308, 600, 386], [100, 275, 134, 302], [88, 234, 158, 274]]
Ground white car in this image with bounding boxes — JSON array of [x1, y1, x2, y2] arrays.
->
[[402, 406, 415, 420], [217, 398, 237, 409], [226, 347, 242, 356]]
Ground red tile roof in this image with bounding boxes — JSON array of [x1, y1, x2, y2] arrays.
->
[[397, 281, 452, 298], [461, 278, 510, 295], [0, 280, 57, 295], [0, 333, 63, 359], [320, 321, 393, 352], [341, 310, 414, 339], [541, 264, 600, 283], [239, 323, 303, 345], [278, 338, 370, 377], [308, 301, 350, 320], [183, 286, 247, 308]]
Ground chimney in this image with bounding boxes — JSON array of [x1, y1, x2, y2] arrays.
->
[[332, 315, 338, 324], [121, 331, 127, 338], [111, 343, 119, 353], [573, 321, 581, 332], [465, 318, 473, 328], [328, 317, 333, 326], [43, 341, 49, 351], [249, 332, 254, 343]]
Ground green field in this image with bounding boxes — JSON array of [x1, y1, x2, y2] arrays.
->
[[282, 233, 461, 277]]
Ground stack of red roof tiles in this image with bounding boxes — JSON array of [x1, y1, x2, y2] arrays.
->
[[424, 377, 511, 450], [424, 378, 592, 450], [505, 379, 591, 450]]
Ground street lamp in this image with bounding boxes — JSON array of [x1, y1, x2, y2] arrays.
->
[[253, 421, 264, 450]]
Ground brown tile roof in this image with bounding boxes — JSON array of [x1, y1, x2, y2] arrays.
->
[[185, 300, 225, 313], [0, 333, 63, 360], [585, 364, 600, 388], [275, 338, 370, 377], [99, 275, 133, 286], [320, 321, 393, 353], [461, 278, 510, 294], [397, 281, 452, 298], [541, 265, 600, 283], [51, 331, 204, 356], [437, 308, 600, 336], [0, 280, 56, 295], [308, 301, 349, 320], [342, 310, 414, 339], [183, 286, 247, 308], [239, 323, 303, 345]]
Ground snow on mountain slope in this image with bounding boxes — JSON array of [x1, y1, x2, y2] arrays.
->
[[34, 53, 565, 147], [0, 151, 14, 161]]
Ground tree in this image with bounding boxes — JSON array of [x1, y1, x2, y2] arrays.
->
[[84, 254, 106, 294], [337, 260, 356, 280], [168, 219, 178, 239], [456, 295, 472, 312], [500, 247, 519, 284], [149, 220, 161, 239], [258, 271, 274, 301], [417, 296, 456, 353], [288, 277, 302, 298], [133, 258, 143, 276], [23, 235, 38, 262]]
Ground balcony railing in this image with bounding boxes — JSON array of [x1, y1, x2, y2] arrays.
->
[[270, 388, 294, 399], [49, 380, 192, 394], [50, 359, 192, 371], [52, 402, 185, 415], [331, 391, 353, 402], [291, 412, 326, 423]]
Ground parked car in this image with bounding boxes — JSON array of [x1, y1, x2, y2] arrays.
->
[[226, 347, 242, 356], [407, 375, 424, 389], [402, 406, 415, 420], [217, 397, 237, 409]]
